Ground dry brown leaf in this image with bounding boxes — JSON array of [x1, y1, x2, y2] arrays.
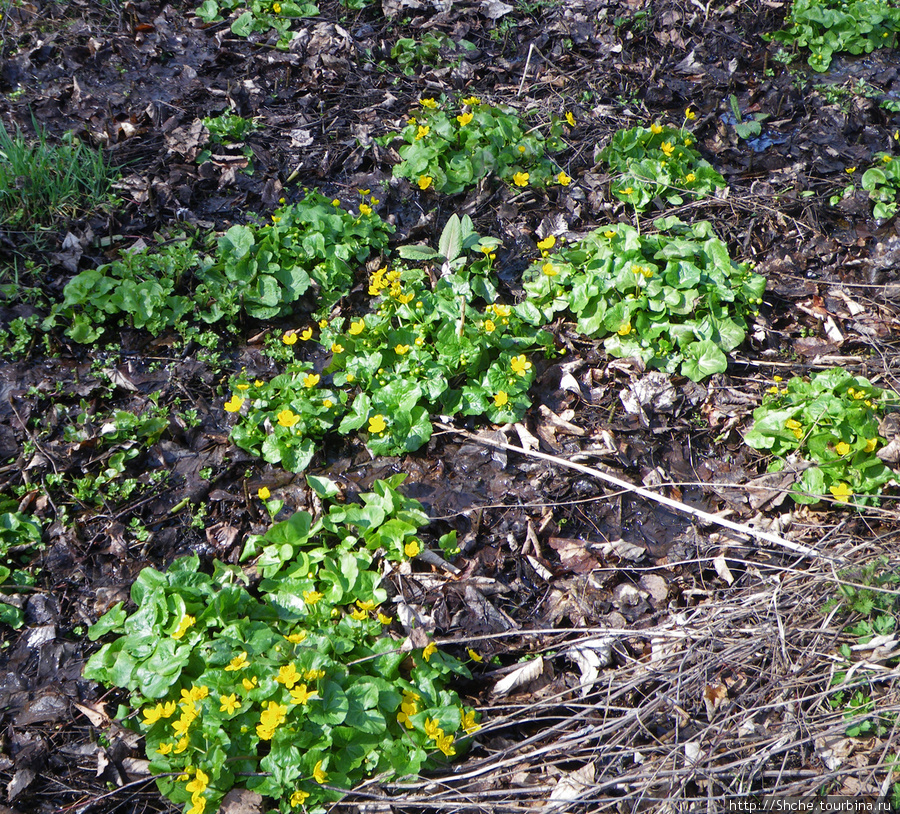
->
[[703, 682, 728, 719], [220, 787, 265, 814], [543, 763, 595, 812], [492, 657, 546, 697]]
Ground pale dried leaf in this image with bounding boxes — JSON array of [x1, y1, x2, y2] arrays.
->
[[567, 638, 613, 696], [480, 0, 513, 18], [544, 763, 595, 812], [220, 787, 265, 814], [713, 553, 734, 585], [492, 657, 545, 697], [74, 701, 110, 729], [702, 682, 728, 719]]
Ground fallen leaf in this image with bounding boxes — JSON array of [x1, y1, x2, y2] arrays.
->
[[566, 638, 613, 696], [544, 763, 595, 812], [220, 787, 265, 814], [492, 657, 546, 697], [480, 0, 513, 18]]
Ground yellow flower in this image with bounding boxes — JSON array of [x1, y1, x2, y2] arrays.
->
[[424, 717, 442, 740], [368, 414, 387, 433], [187, 795, 206, 814], [349, 608, 367, 620], [359, 204, 372, 216], [462, 95, 481, 105], [254, 379, 264, 387], [224, 395, 244, 413], [289, 684, 318, 705], [174, 736, 189, 754], [468, 648, 483, 662], [660, 141, 674, 156], [603, 230, 616, 239], [557, 171, 572, 186], [405, 539, 421, 558], [512, 171, 529, 187], [331, 342, 344, 354], [332, 199, 341, 207], [191, 686, 209, 702], [285, 631, 307, 644], [685, 107, 696, 120], [422, 641, 437, 662], [684, 172, 696, 183], [461, 709, 480, 735], [236, 383, 249, 391], [491, 303, 511, 317], [277, 409, 300, 428], [418, 175, 433, 190], [377, 612, 393, 625], [483, 319, 496, 333], [143, 704, 164, 725], [542, 261, 558, 277], [565, 111, 575, 127], [358, 188, 370, 196], [276, 663, 302, 689], [304, 668, 325, 681], [319, 320, 329, 329], [184, 769, 209, 794], [436, 733, 456, 756], [346, 373, 355, 383], [273, 1, 282, 11], [172, 615, 196, 640], [865, 438, 878, 452], [684, 137, 693, 146], [623, 186, 634, 195], [226, 652, 249, 671], [219, 694, 241, 714], [518, 145, 526, 153], [537, 235, 556, 251], [395, 343, 410, 355], [650, 122, 663, 134], [356, 599, 376, 611], [283, 331, 298, 345], [323, 398, 333, 409], [313, 760, 328, 784], [258, 486, 271, 500], [830, 482, 852, 503], [303, 373, 320, 389], [348, 318, 365, 335], [290, 790, 310, 807], [156, 742, 174, 755], [416, 125, 430, 140], [511, 355, 532, 376], [493, 391, 509, 408], [846, 166, 856, 174], [420, 98, 438, 109], [457, 111, 474, 126], [172, 717, 192, 737], [617, 322, 632, 336], [303, 590, 323, 605], [242, 676, 259, 691], [884, 155, 893, 163], [835, 441, 851, 456]]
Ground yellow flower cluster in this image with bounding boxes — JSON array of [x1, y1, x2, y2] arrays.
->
[[461, 708, 480, 735], [784, 418, 803, 440], [511, 355, 532, 376], [369, 267, 414, 303], [397, 689, 420, 729], [257, 700, 288, 740], [631, 264, 654, 279], [184, 767, 209, 814], [423, 716, 456, 757], [846, 387, 875, 407]]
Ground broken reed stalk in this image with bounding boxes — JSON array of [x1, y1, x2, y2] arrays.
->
[[437, 423, 824, 560]]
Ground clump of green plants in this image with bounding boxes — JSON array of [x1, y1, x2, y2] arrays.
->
[[767, 0, 900, 72], [519, 218, 764, 381], [383, 96, 573, 195], [389, 33, 476, 76], [85, 475, 479, 814], [598, 116, 725, 212], [830, 149, 900, 220], [0, 121, 117, 227], [743, 367, 898, 505], [224, 215, 553, 471], [48, 192, 394, 342], [198, 112, 260, 171], [195, 0, 319, 49], [826, 558, 900, 737], [0, 508, 42, 628]]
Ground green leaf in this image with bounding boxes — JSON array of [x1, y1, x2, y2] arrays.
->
[[439, 214, 463, 263], [681, 340, 728, 381], [307, 475, 340, 499], [230, 11, 254, 37]]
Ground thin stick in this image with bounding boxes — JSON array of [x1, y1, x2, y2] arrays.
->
[[436, 423, 825, 560], [516, 43, 535, 98]]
